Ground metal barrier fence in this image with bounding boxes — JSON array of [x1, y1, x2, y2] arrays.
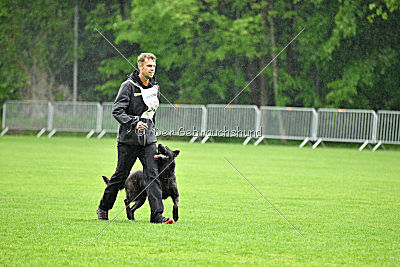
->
[[202, 104, 260, 144], [1, 100, 399, 151], [313, 108, 377, 150], [255, 106, 317, 147], [156, 104, 206, 142], [98, 103, 118, 138], [1, 100, 50, 137], [49, 101, 102, 138], [97, 103, 207, 140], [373, 110, 400, 151]]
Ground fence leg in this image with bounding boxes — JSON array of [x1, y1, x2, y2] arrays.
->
[[97, 130, 106, 139], [48, 129, 57, 138], [312, 138, 322, 149], [37, 128, 46, 138], [243, 137, 252, 145], [201, 135, 210, 144], [0, 127, 9, 136], [372, 141, 382, 152], [86, 129, 95, 139], [299, 138, 309, 148], [359, 141, 369, 151], [254, 137, 264, 146], [189, 136, 198, 143]]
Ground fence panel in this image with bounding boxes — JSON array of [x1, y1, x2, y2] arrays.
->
[[314, 108, 377, 150], [203, 104, 259, 144], [51, 102, 101, 133], [373, 110, 400, 150], [101, 103, 118, 133], [157, 104, 206, 138], [99, 103, 207, 140], [2, 100, 50, 131], [256, 106, 317, 146]]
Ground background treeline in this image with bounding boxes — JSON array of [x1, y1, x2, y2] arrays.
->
[[1, 0, 399, 110]]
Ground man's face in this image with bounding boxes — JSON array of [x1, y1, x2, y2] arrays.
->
[[139, 59, 156, 80]]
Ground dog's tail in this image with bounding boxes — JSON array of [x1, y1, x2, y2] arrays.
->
[[102, 176, 110, 184], [102, 175, 125, 190]]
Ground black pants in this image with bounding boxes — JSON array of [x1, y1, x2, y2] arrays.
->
[[99, 142, 164, 222]]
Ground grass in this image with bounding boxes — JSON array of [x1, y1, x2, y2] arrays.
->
[[0, 135, 399, 266]]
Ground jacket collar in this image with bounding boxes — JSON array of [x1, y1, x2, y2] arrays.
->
[[128, 70, 157, 88]]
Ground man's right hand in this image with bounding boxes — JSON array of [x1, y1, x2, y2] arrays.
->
[[136, 121, 148, 131]]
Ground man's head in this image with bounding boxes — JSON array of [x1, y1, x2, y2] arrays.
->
[[137, 53, 157, 80]]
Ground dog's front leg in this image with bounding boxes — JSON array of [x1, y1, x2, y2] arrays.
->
[[124, 199, 133, 220], [172, 194, 179, 222]]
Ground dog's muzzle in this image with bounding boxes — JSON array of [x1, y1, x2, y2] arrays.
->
[[154, 154, 168, 160]]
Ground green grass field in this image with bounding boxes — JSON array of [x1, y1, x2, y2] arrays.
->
[[0, 136, 399, 266]]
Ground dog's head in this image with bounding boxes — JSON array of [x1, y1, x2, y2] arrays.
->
[[155, 143, 180, 161], [154, 144, 180, 179]]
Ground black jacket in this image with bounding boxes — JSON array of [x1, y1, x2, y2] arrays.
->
[[112, 70, 159, 145]]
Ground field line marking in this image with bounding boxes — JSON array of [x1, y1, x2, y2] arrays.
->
[[225, 27, 305, 107], [94, 159, 176, 239], [94, 27, 175, 109], [224, 157, 305, 238]]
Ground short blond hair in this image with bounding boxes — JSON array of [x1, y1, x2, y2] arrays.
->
[[137, 53, 157, 66]]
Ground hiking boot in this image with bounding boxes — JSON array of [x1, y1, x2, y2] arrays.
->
[[151, 217, 174, 224], [96, 207, 109, 221]]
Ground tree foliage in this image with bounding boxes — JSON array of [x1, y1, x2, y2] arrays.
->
[[0, 0, 399, 110], [0, 0, 75, 102]]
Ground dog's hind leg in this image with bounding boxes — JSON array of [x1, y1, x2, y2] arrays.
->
[[130, 196, 146, 221]]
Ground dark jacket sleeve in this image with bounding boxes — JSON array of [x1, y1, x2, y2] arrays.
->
[[112, 81, 135, 125]]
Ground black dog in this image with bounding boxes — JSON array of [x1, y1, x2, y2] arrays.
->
[[102, 144, 180, 222]]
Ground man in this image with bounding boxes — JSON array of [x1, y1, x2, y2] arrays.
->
[[96, 53, 173, 224]]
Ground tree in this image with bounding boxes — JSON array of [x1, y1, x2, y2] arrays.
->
[[320, 0, 400, 109], [0, 0, 76, 103], [4, 0, 396, 111]]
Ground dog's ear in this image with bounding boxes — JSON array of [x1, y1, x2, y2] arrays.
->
[[102, 176, 110, 184], [158, 143, 165, 153], [173, 150, 180, 157]]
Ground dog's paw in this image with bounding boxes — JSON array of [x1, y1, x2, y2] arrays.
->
[[173, 209, 178, 222], [126, 212, 135, 221]]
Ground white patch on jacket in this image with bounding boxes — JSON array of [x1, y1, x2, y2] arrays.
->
[[128, 80, 159, 119]]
